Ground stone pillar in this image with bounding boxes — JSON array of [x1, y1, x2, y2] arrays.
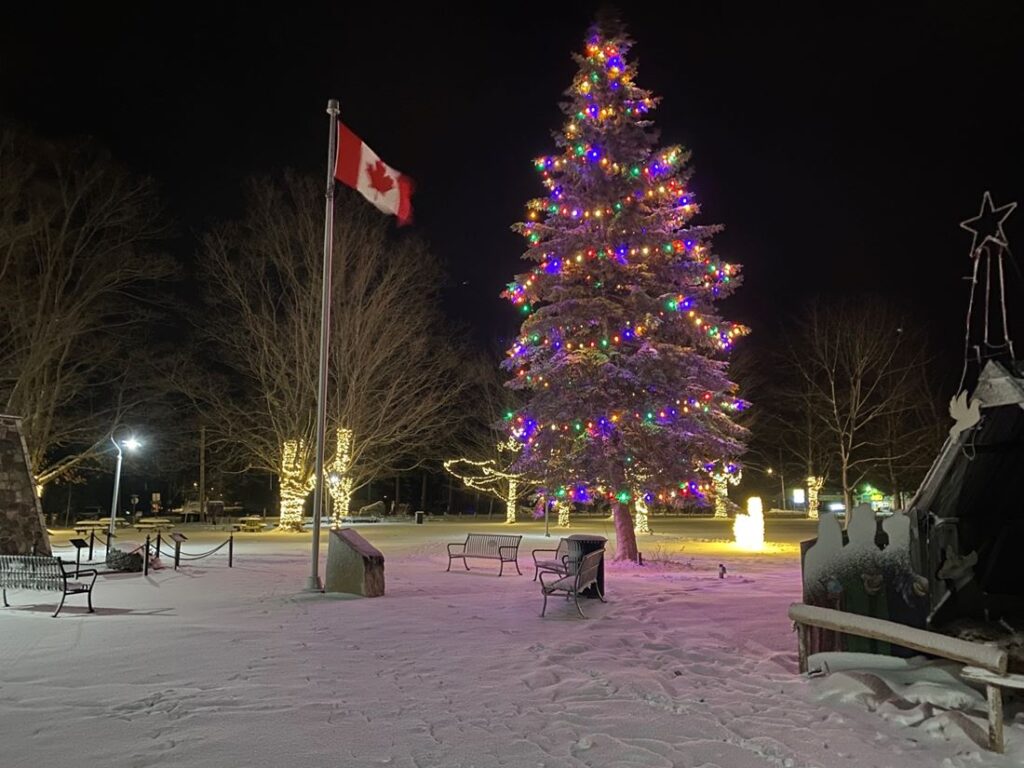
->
[[0, 415, 51, 556]]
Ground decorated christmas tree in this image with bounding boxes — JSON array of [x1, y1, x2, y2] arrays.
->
[[502, 16, 748, 561]]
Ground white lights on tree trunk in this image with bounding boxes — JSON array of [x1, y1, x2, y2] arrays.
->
[[633, 495, 651, 534], [711, 464, 741, 519], [329, 428, 353, 528], [556, 500, 571, 527], [279, 439, 312, 531], [443, 440, 530, 525], [806, 476, 824, 520]]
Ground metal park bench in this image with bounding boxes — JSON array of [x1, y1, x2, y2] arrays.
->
[[532, 538, 575, 581], [446, 533, 523, 576], [539, 549, 606, 618], [0, 555, 97, 618]]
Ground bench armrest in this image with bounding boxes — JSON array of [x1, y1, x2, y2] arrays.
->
[[532, 547, 558, 562], [447, 542, 466, 555], [498, 545, 519, 560], [539, 571, 568, 591], [61, 564, 98, 585]]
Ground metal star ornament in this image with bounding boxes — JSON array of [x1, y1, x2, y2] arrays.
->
[[960, 191, 1016, 256]]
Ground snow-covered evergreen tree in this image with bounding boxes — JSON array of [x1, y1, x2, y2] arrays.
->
[[502, 17, 748, 560]]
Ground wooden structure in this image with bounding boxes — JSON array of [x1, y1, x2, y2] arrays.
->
[[789, 602, 1017, 752]]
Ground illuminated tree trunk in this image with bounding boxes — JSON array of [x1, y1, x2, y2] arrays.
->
[[613, 502, 639, 562], [807, 475, 824, 520], [556, 500, 571, 527], [712, 474, 729, 518], [330, 428, 353, 527], [279, 439, 310, 531], [505, 477, 518, 524], [633, 495, 651, 534]]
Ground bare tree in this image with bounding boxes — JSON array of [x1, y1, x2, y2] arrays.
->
[[0, 129, 174, 487], [444, 355, 533, 523], [190, 175, 467, 527], [783, 297, 932, 511]]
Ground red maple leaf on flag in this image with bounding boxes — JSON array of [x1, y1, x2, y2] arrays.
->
[[366, 160, 395, 197]]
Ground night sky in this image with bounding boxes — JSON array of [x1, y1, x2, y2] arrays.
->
[[3, 3, 1022, 368]]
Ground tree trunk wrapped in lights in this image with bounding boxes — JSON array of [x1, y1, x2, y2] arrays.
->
[[710, 461, 741, 519], [807, 475, 824, 520], [501, 16, 748, 562], [633, 495, 651, 534], [279, 439, 312, 531], [330, 427, 354, 527], [556, 500, 572, 527], [444, 440, 529, 525]]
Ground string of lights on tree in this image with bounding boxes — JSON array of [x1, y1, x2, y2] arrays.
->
[[501, 21, 748, 515]]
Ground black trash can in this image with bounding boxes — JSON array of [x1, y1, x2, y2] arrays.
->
[[415, 511, 425, 525], [567, 534, 607, 598]]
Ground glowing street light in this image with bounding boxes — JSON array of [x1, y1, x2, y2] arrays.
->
[[108, 432, 141, 540]]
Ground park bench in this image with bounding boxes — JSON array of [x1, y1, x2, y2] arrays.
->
[[539, 549, 606, 618], [446, 533, 523, 576], [789, 602, 1019, 753], [0, 555, 97, 618], [532, 538, 575, 581]]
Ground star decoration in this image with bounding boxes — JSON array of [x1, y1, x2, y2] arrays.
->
[[960, 191, 1016, 256]]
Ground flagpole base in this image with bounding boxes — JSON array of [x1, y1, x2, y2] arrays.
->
[[304, 576, 323, 592]]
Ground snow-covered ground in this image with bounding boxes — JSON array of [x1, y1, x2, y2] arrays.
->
[[1, 519, 1020, 767]]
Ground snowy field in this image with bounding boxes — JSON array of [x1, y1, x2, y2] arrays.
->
[[1, 518, 1021, 768]]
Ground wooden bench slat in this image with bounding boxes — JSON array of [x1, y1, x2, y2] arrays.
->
[[788, 603, 1008, 674]]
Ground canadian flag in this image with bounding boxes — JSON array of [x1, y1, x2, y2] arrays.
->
[[334, 123, 414, 225]]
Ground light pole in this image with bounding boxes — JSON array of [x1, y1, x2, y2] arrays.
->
[[767, 467, 786, 511], [108, 434, 141, 542]]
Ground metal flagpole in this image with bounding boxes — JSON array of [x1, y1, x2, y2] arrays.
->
[[306, 98, 340, 591]]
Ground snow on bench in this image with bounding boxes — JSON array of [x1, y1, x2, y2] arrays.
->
[[789, 602, 1013, 752], [446, 533, 522, 577], [0, 555, 98, 618]]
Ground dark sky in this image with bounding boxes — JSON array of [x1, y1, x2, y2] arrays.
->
[[2, 2, 1022, 366]]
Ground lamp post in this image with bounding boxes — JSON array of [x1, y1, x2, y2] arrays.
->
[[108, 434, 141, 541], [767, 467, 786, 511]]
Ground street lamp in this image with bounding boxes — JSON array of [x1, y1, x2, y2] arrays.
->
[[766, 466, 786, 510], [108, 433, 141, 540]]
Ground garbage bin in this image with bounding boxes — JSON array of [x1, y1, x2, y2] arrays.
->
[[567, 534, 607, 598], [415, 511, 425, 525]]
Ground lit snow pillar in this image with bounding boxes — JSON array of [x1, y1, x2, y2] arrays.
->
[[633, 495, 651, 534], [279, 439, 308, 531], [506, 477, 517, 524], [733, 496, 765, 550], [807, 476, 824, 520], [330, 427, 354, 528]]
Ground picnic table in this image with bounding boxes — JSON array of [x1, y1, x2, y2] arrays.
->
[[73, 520, 107, 535], [235, 516, 266, 533], [135, 517, 172, 533]]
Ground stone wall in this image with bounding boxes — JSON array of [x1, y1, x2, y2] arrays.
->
[[0, 415, 51, 556]]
